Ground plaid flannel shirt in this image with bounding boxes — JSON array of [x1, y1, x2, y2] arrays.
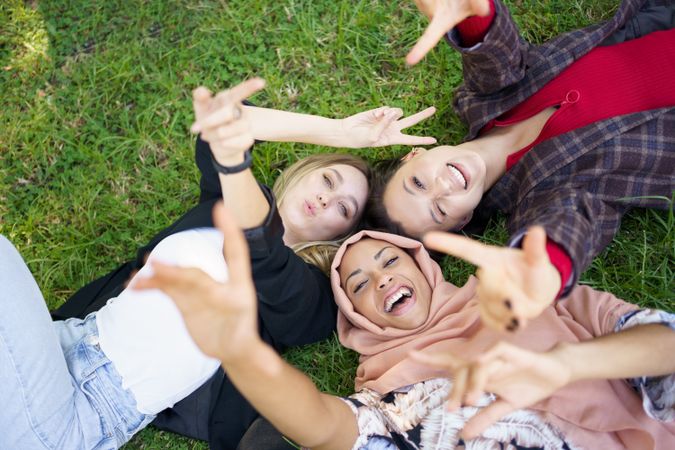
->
[[447, 0, 675, 295]]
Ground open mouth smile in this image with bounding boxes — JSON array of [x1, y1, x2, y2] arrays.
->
[[383, 286, 416, 316], [446, 164, 468, 190]]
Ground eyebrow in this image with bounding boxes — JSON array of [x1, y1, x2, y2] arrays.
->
[[429, 207, 442, 224], [403, 179, 415, 196], [403, 179, 442, 225], [344, 268, 362, 285], [331, 168, 359, 216], [343, 245, 393, 286], [374, 245, 392, 260], [329, 168, 343, 183]]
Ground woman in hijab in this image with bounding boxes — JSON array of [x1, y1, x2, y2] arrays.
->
[[137, 204, 675, 450]]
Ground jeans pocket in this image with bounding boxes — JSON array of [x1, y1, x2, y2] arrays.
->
[[78, 341, 150, 447]]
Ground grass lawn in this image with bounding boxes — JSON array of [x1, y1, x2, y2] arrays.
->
[[1, 0, 672, 448]]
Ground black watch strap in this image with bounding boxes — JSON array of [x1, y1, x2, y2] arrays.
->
[[211, 149, 253, 175]]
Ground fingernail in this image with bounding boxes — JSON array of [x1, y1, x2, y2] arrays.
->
[[505, 317, 519, 332]]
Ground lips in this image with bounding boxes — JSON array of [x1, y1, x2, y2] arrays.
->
[[303, 200, 316, 217], [383, 285, 416, 316], [446, 163, 468, 190]]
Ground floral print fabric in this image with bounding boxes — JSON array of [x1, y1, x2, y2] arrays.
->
[[614, 308, 675, 422]]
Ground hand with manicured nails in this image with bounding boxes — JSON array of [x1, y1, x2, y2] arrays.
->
[[410, 341, 571, 440], [132, 203, 264, 364], [407, 0, 491, 65], [423, 226, 561, 332], [340, 106, 437, 148], [191, 78, 266, 167]]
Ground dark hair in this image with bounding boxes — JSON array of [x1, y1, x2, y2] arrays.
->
[[363, 157, 410, 237]]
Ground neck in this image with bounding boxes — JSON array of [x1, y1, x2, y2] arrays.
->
[[456, 107, 557, 190]]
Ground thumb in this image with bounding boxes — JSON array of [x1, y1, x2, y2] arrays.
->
[[522, 226, 548, 266], [369, 109, 400, 143]]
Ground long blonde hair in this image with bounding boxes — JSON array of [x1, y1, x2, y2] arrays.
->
[[273, 153, 370, 275]]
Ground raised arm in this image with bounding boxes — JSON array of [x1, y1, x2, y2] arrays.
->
[[244, 104, 437, 148], [412, 322, 675, 440], [133, 203, 359, 450]]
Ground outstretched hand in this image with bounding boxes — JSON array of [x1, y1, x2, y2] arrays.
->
[[407, 0, 491, 65], [133, 203, 262, 363], [190, 78, 266, 166], [341, 105, 437, 148], [423, 226, 561, 331], [410, 341, 571, 440]]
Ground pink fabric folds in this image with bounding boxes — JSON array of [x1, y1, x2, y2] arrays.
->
[[330, 230, 675, 449]]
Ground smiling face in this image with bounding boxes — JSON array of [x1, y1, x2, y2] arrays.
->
[[279, 164, 369, 244], [382, 146, 487, 238], [338, 238, 432, 330]]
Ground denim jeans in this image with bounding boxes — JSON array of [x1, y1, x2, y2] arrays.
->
[[0, 236, 154, 449]]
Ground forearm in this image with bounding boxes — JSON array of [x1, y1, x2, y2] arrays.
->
[[217, 169, 270, 229], [244, 105, 348, 147], [224, 341, 358, 450], [554, 324, 675, 383]]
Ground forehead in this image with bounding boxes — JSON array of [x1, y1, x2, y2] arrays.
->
[[338, 238, 419, 276]]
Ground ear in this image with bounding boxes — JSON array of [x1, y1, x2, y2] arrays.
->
[[400, 147, 427, 163], [453, 213, 474, 231]]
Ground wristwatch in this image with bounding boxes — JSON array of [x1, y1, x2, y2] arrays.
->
[[211, 149, 253, 175]]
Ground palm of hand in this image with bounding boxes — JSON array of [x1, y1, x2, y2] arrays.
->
[[341, 106, 437, 148], [176, 274, 258, 361]]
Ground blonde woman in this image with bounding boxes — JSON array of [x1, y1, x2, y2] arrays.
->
[[52, 78, 436, 448]]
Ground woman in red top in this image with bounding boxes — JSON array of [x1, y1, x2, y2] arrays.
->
[[366, 0, 675, 331]]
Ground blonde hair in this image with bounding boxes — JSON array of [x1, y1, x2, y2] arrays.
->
[[273, 153, 370, 275]]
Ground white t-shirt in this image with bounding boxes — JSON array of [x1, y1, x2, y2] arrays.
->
[[96, 228, 226, 414]]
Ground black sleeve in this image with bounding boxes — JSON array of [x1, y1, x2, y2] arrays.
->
[[245, 185, 337, 350]]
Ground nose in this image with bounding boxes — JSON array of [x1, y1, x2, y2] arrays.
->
[[377, 274, 393, 290], [435, 175, 452, 195], [317, 193, 332, 209]]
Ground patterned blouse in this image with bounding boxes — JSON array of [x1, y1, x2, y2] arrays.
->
[[338, 309, 675, 450]]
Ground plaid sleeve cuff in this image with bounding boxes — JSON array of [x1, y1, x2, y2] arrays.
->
[[615, 309, 675, 422], [456, 0, 496, 47], [545, 240, 573, 299]]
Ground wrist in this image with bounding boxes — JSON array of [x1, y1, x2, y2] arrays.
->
[[213, 151, 246, 166], [549, 341, 579, 384]]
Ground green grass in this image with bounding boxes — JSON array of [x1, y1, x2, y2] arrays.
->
[[1, 0, 672, 448]]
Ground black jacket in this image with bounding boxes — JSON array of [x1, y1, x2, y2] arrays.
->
[[52, 137, 337, 449]]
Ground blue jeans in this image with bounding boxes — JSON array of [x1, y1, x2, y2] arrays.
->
[[0, 236, 154, 449]]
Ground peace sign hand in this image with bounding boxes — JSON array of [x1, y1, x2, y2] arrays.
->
[[341, 105, 437, 148], [423, 226, 561, 331], [191, 78, 266, 166], [407, 0, 491, 65]]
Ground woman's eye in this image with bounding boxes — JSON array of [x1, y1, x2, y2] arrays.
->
[[435, 202, 447, 216], [412, 176, 424, 189], [339, 202, 349, 218], [353, 280, 367, 294], [323, 174, 334, 189], [384, 256, 398, 267]]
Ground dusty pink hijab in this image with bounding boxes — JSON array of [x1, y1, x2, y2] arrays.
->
[[330, 230, 675, 450]]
